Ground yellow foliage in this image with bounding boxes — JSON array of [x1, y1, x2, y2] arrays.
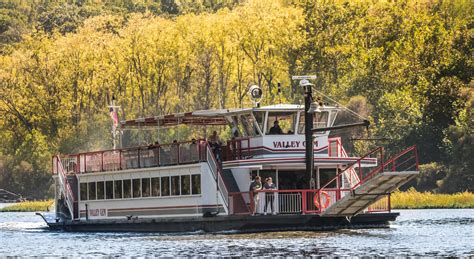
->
[[391, 189, 474, 209], [0, 200, 54, 212]]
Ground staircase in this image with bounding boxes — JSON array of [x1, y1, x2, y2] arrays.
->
[[320, 145, 419, 217], [53, 156, 78, 219]]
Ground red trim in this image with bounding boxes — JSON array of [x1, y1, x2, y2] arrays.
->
[[80, 204, 223, 213]]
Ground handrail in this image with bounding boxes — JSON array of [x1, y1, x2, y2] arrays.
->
[[318, 146, 383, 192], [360, 145, 418, 185], [55, 156, 76, 219], [205, 142, 229, 209], [314, 145, 418, 213]]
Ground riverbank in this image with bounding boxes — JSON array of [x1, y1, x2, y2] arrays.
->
[[391, 190, 474, 209], [0, 200, 53, 212]]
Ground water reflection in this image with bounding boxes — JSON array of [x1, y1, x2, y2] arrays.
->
[[0, 209, 473, 256]]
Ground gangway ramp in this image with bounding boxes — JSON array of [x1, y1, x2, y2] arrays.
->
[[318, 145, 419, 217], [322, 171, 418, 216]]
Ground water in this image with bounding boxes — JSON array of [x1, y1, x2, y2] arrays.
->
[[0, 208, 473, 257]]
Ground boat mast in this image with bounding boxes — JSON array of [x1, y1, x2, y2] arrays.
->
[[292, 75, 317, 182]]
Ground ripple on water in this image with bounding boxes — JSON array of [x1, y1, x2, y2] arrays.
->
[[0, 209, 473, 257]]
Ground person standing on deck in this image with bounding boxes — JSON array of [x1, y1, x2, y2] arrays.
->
[[208, 131, 222, 162], [249, 176, 262, 215], [263, 177, 277, 215]]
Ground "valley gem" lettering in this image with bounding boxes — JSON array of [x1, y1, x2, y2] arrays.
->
[[273, 140, 318, 149]]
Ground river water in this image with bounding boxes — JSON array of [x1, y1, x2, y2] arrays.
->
[[0, 208, 472, 257]]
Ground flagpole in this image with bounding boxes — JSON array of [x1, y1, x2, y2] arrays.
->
[[108, 98, 121, 150]]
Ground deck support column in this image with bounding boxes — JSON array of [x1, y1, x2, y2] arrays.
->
[[304, 84, 314, 185]]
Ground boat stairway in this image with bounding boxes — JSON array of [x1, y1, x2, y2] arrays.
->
[[320, 145, 420, 217], [221, 169, 250, 214]]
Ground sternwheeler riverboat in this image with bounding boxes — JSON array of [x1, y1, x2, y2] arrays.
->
[[42, 79, 420, 232]]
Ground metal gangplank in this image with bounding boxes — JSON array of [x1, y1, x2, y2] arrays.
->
[[319, 145, 419, 217]]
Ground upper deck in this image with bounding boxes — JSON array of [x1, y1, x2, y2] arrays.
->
[[54, 103, 378, 175]]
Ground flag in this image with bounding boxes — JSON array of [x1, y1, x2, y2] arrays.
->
[[109, 107, 119, 129]]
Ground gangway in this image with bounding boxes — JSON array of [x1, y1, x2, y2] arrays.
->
[[320, 145, 419, 217]]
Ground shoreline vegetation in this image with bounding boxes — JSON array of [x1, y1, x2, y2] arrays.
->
[[1, 190, 474, 212], [391, 190, 474, 209], [0, 200, 54, 212]]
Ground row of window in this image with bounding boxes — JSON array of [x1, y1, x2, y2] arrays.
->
[[80, 174, 201, 201]]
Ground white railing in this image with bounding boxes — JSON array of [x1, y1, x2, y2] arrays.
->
[[54, 156, 75, 219], [341, 146, 360, 188], [255, 192, 303, 214], [205, 144, 229, 210]]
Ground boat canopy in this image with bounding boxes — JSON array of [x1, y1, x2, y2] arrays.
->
[[120, 108, 252, 128], [120, 104, 340, 130]]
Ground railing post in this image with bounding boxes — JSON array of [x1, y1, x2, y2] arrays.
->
[[358, 160, 362, 182], [137, 148, 141, 168], [101, 152, 104, 172], [414, 145, 419, 170], [302, 190, 307, 214], [380, 148, 384, 173], [388, 193, 391, 213], [119, 150, 122, 170], [177, 143, 180, 165]]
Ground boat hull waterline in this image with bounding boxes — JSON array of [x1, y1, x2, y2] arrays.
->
[[45, 213, 399, 233]]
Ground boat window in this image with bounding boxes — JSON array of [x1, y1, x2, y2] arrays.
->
[[106, 181, 114, 199], [161, 177, 170, 196], [253, 111, 265, 133], [191, 174, 201, 195], [267, 112, 296, 135], [80, 183, 88, 201], [97, 181, 105, 200], [114, 180, 123, 199], [88, 182, 96, 200], [233, 114, 260, 137], [181, 175, 191, 195], [142, 178, 151, 197], [132, 179, 141, 198], [123, 179, 132, 198], [298, 111, 329, 134], [151, 177, 161, 196], [171, 176, 180, 196]]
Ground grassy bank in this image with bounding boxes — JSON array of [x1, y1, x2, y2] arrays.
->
[[391, 189, 474, 209], [0, 200, 54, 212]]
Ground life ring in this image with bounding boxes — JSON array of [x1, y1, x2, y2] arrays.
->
[[314, 191, 331, 210]]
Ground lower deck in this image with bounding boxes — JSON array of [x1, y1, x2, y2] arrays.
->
[[45, 212, 399, 233]]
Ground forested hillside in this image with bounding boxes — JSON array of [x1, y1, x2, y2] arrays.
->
[[0, 0, 472, 198]]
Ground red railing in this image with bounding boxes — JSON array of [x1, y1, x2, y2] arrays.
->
[[223, 137, 251, 161], [52, 139, 208, 174], [228, 188, 355, 215], [314, 145, 419, 214]]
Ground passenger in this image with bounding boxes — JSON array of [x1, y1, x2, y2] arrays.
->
[[268, 120, 283, 135], [264, 177, 277, 215], [170, 140, 179, 164], [249, 176, 262, 215], [287, 130, 294, 135], [152, 141, 160, 166], [208, 131, 222, 162], [189, 138, 198, 162]]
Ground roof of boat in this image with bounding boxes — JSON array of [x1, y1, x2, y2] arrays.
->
[[120, 104, 338, 128]]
